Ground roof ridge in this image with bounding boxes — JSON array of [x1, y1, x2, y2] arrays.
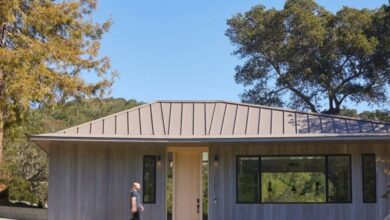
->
[[155, 100, 228, 103]]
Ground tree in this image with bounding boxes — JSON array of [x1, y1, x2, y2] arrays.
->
[[381, 2, 390, 201], [1, 98, 142, 205], [3, 137, 48, 205], [0, 0, 115, 161], [226, 0, 390, 115], [339, 108, 390, 122]]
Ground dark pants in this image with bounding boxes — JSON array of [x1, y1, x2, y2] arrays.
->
[[131, 211, 141, 220]]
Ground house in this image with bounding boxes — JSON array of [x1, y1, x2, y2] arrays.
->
[[31, 100, 390, 220]]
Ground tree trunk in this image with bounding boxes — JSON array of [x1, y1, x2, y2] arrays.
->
[[322, 97, 341, 115], [323, 107, 340, 115]]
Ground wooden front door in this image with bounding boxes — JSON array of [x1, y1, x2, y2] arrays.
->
[[171, 148, 205, 220]]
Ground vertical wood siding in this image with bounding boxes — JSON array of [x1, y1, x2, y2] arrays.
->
[[48, 142, 166, 220], [209, 142, 390, 220], [48, 141, 390, 220]]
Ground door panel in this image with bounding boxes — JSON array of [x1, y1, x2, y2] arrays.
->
[[173, 150, 202, 220]]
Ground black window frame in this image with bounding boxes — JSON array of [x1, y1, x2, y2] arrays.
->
[[143, 155, 157, 204], [362, 154, 377, 203], [326, 154, 352, 204], [235, 154, 352, 204], [236, 156, 261, 204]]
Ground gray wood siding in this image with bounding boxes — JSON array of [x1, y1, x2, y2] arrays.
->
[[209, 141, 390, 220], [48, 140, 390, 220], [48, 142, 166, 220]]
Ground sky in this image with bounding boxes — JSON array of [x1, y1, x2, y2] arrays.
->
[[89, 0, 389, 111]]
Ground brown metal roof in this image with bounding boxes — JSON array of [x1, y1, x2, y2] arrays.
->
[[32, 100, 390, 143]]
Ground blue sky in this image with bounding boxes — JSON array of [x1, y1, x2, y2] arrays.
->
[[90, 0, 388, 111]]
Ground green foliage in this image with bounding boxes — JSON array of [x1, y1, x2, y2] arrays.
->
[[1, 98, 143, 205], [8, 176, 36, 203], [226, 0, 390, 114], [359, 110, 390, 122], [262, 172, 326, 203], [3, 137, 48, 204], [327, 156, 351, 203], [339, 108, 390, 122], [239, 156, 352, 203], [166, 164, 173, 218], [36, 98, 143, 132], [0, 0, 116, 132], [202, 160, 208, 219]]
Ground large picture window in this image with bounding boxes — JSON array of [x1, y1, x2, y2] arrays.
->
[[261, 156, 326, 203], [362, 154, 376, 203], [236, 155, 352, 204], [143, 156, 156, 203]]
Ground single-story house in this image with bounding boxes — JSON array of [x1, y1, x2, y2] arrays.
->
[[32, 100, 390, 220]]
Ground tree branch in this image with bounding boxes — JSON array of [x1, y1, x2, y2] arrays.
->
[[338, 55, 351, 74], [268, 61, 318, 112], [271, 86, 288, 94], [334, 61, 366, 93], [334, 72, 362, 92], [28, 168, 46, 183], [0, 23, 8, 48], [338, 93, 350, 105]]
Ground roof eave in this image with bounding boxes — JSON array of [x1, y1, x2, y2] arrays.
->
[[31, 134, 390, 144]]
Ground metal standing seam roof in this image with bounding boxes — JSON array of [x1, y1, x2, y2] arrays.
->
[[31, 100, 390, 144]]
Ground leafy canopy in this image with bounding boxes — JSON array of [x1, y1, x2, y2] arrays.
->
[[2, 98, 143, 204], [226, 0, 390, 114], [0, 0, 115, 129]]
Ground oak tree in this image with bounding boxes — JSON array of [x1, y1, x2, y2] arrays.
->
[[226, 0, 390, 114]]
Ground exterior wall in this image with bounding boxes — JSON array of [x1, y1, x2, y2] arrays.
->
[[48, 142, 166, 220], [209, 141, 390, 220], [48, 140, 390, 220]]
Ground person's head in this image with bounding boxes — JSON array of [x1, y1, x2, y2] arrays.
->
[[131, 182, 141, 191]]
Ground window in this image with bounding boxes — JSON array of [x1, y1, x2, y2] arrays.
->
[[327, 155, 352, 203], [261, 156, 326, 203], [143, 156, 156, 203], [237, 157, 260, 203], [362, 154, 376, 203], [236, 155, 352, 204]]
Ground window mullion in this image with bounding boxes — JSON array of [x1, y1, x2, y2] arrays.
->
[[259, 156, 262, 204], [325, 156, 329, 203]]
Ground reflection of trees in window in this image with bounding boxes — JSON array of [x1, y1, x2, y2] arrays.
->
[[237, 157, 260, 203], [327, 156, 351, 203], [362, 154, 376, 203], [143, 156, 156, 203], [261, 156, 326, 203], [202, 152, 209, 220], [236, 155, 352, 203]]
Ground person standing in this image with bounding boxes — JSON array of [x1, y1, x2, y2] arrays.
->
[[130, 182, 144, 220]]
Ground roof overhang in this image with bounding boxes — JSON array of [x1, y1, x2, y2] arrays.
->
[[31, 133, 390, 154], [31, 100, 390, 154]]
